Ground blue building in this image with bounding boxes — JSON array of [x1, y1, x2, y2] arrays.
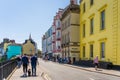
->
[[6, 44, 22, 59]]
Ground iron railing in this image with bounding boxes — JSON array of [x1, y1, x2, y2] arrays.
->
[[0, 59, 17, 80]]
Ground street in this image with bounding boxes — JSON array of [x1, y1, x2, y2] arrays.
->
[[39, 59, 120, 80]]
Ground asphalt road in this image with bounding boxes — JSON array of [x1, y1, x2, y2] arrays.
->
[[39, 59, 120, 80]]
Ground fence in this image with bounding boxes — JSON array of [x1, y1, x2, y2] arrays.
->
[[0, 59, 17, 80]]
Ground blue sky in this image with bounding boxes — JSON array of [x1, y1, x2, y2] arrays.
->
[[0, 0, 71, 50]]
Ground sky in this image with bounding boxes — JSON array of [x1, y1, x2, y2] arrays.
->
[[0, 0, 71, 50]]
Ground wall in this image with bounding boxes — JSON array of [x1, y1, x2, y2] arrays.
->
[[80, 0, 120, 65], [22, 40, 35, 55]]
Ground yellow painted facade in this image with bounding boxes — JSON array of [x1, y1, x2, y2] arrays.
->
[[22, 40, 36, 56], [4, 43, 12, 52], [80, 0, 120, 65]]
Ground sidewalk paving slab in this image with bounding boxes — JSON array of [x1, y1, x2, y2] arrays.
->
[[63, 64, 120, 77], [8, 65, 44, 80]]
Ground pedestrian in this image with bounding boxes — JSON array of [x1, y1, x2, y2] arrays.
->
[[31, 54, 38, 76], [17, 56, 22, 68], [93, 55, 99, 70], [21, 54, 29, 77]]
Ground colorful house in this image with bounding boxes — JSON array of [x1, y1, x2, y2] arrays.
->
[[22, 35, 38, 56], [52, 9, 63, 57], [80, 0, 120, 66], [6, 44, 22, 59], [61, 0, 80, 63]]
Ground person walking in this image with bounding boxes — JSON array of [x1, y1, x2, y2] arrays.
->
[[93, 56, 99, 70], [21, 54, 29, 77], [31, 54, 38, 76], [17, 56, 22, 68]]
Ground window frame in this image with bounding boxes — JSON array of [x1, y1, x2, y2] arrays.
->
[[83, 46, 85, 58], [83, 24, 85, 37], [83, 3, 86, 13], [90, 44, 93, 58], [100, 42, 105, 59], [90, 18, 94, 34], [100, 10, 105, 30], [90, 0, 94, 6]]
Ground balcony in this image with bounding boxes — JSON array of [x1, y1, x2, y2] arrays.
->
[[52, 32, 56, 34], [56, 37, 61, 41], [56, 27, 61, 30], [52, 41, 55, 43]]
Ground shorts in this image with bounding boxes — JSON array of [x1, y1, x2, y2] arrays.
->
[[95, 63, 98, 67]]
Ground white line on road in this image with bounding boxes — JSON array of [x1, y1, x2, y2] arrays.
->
[[89, 78, 95, 80]]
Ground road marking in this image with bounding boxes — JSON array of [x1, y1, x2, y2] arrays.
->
[[89, 78, 95, 80]]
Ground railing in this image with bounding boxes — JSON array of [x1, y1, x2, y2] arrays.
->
[[0, 59, 17, 80]]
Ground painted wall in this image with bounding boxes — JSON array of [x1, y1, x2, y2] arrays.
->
[[117, 0, 120, 65], [6, 45, 22, 59], [22, 40, 36, 56], [80, 0, 120, 65]]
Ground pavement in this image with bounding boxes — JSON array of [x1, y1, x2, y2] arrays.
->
[[63, 63, 120, 77], [7, 63, 50, 80], [39, 60, 120, 80], [7, 59, 120, 80]]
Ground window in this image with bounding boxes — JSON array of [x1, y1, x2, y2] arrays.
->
[[100, 42, 105, 58], [57, 31, 60, 38], [58, 46, 60, 49], [83, 3, 85, 13], [90, 18, 94, 34], [68, 17, 70, 26], [83, 46, 85, 57], [90, 44, 93, 58], [90, 0, 93, 6], [100, 10, 105, 30], [58, 20, 61, 27], [83, 24, 85, 37], [65, 21, 67, 29]]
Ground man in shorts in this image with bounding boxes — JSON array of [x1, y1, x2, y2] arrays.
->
[[22, 54, 29, 77]]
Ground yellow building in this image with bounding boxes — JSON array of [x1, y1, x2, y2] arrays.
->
[[3, 39, 15, 52], [80, 0, 120, 65], [22, 35, 37, 56], [61, 1, 80, 63]]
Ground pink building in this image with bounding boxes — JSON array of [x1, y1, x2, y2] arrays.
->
[[52, 9, 63, 57]]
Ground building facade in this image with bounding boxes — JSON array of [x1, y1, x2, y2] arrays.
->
[[22, 35, 37, 56], [80, 0, 120, 65], [42, 35, 47, 55], [61, 1, 80, 63], [47, 27, 53, 58], [53, 9, 63, 57], [6, 44, 22, 59], [0, 38, 15, 56], [52, 19, 56, 55]]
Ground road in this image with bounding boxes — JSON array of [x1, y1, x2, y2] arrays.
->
[[38, 59, 120, 80]]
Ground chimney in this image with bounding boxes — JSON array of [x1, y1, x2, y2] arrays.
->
[[3, 38, 9, 43], [70, 0, 77, 5], [10, 40, 15, 43]]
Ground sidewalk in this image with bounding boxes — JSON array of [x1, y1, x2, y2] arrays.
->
[[8, 65, 44, 80], [63, 64, 120, 77]]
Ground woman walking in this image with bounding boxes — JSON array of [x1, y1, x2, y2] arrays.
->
[[94, 56, 99, 70]]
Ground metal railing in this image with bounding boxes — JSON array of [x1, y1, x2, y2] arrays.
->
[[0, 59, 17, 80]]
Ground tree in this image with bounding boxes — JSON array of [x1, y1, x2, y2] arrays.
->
[[37, 49, 42, 58]]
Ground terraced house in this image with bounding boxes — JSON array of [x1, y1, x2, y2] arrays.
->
[[79, 0, 120, 66], [61, 0, 80, 63]]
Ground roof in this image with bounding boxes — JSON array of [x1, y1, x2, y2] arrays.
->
[[61, 4, 80, 20]]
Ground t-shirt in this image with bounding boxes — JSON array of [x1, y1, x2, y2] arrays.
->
[[22, 56, 29, 64], [31, 56, 37, 66]]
